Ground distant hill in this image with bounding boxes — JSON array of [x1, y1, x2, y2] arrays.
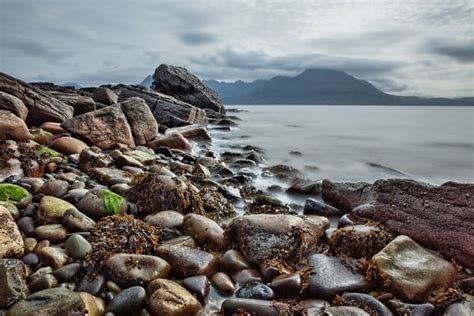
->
[[139, 75, 153, 88], [202, 69, 473, 106], [62, 82, 81, 89]]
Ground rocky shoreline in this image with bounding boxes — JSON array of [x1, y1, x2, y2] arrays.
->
[[0, 64, 473, 315]]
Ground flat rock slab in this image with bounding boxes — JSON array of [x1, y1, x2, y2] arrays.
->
[[353, 179, 474, 268]]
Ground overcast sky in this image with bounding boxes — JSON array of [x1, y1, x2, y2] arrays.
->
[[0, 0, 473, 97]]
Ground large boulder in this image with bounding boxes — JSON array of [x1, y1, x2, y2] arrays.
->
[[113, 84, 208, 127], [152, 64, 225, 113], [49, 92, 96, 116], [321, 179, 372, 212], [0, 73, 73, 126], [0, 110, 32, 141], [61, 106, 134, 149], [0, 91, 28, 120], [92, 87, 118, 105], [353, 179, 474, 268], [119, 97, 159, 145]]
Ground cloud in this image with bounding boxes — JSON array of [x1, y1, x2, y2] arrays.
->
[[178, 32, 219, 46], [2, 37, 71, 62], [425, 39, 474, 62]]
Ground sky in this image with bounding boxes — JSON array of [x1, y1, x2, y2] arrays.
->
[[0, 0, 473, 97]]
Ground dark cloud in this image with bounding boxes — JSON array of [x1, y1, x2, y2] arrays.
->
[[179, 32, 219, 46], [427, 40, 474, 62], [2, 37, 71, 62]]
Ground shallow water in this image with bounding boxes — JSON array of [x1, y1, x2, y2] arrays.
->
[[210, 105, 474, 185]]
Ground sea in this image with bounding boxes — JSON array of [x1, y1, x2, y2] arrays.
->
[[209, 105, 474, 189]]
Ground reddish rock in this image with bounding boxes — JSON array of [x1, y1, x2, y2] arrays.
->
[[321, 179, 371, 212], [0, 110, 32, 141], [353, 179, 474, 268], [40, 122, 67, 135], [49, 136, 89, 155], [61, 106, 134, 149], [147, 133, 192, 152]]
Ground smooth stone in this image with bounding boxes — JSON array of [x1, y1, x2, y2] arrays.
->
[[49, 136, 89, 155], [341, 293, 393, 316], [37, 246, 69, 269], [0, 201, 19, 219], [76, 274, 106, 295], [0, 110, 32, 141], [270, 272, 302, 297], [65, 234, 92, 259], [105, 254, 171, 286], [231, 269, 262, 287], [62, 208, 96, 232], [106, 281, 122, 293], [22, 253, 40, 266], [7, 288, 85, 316], [221, 298, 279, 316], [77, 190, 127, 218], [182, 275, 210, 303], [147, 279, 202, 316], [147, 133, 192, 153], [39, 181, 69, 198], [28, 274, 58, 293], [106, 286, 146, 315], [0, 91, 28, 120], [444, 295, 474, 316], [17, 216, 35, 236], [78, 292, 104, 316], [372, 235, 457, 303], [386, 299, 435, 316], [33, 239, 50, 254], [0, 258, 29, 308], [307, 254, 369, 300], [0, 206, 24, 258], [144, 210, 183, 229], [220, 249, 251, 273], [183, 214, 225, 251], [304, 198, 342, 216], [260, 261, 290, 283], [34, 224, 68, 242], [24, 238, 37, 253], [29, 267, 53, 282], [211, 272, 235, 294], [162, 235, 196, 248], [324, 306, 370, 316], [51, 263, 81, 282], [156, 244, 218, 278], [236, 281, 274, 300], [62, 188, 88, 204]]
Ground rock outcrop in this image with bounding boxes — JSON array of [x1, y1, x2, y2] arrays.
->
[[353, 179, 474, 268], [113, 84, 208, 127], [152, 64, 225, 113], [0, 73, 73, 126], [0, 92, 28, 120], [119, 97, 159, 145]]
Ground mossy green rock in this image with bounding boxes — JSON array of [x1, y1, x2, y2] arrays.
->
[[0, 184, 31, 203], [36, 146, 62, 158], [38, 196, 78, 224]]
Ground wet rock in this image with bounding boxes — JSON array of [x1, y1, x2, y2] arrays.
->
[[37, 196, 77, 224], [65, 234, 92, 259], [371, 235, 457, 303], [324, 306, 370, 316], [105, 253, 171, 286], [0, 259, 29, 308], [144, 210, 183, 229], [147, 133, 192, 152], [270, 272, 302, 297], [92, 87, 118, 105], [147, 278, 202, 316], [211, 272, 235, 294], [49, 136, 89, 155], [231, 269, 262, 286], [307, 254, 369, 300], [28, 274, 58, 293], [7, 288, 85, 316], [221, 298, 279, 316], [166, 125, 212, 141], [0, 91, 28, 119], [0, 72, 74, 126], [120, 97, 159, 145], [34, 224, 68, 242], [220, 249, 251, 273], [106, 286, 146, 315], [0, 110, 32, 141], [340, 293, 393, 316], [0, 205, 24, 258], [183, 214, 224, 251], [51, 263, 81, 282], [354, 179, 474, 268], [225, 214, 324, 265], [328, 223, 393, 259], [76, 274, 106, 295], [37, 246, 69, 269], [444, 294, 474, 316], [61, 105, 134, 149], [287, 179, 322, 195], [157, 244, 218, 278], [182, 275, 210, 303], [152, 64, 225, 113], [386, 299, 434, 316], [263, 164, 302, 181], [322, 179, 371, 212], [62, 208, 96, 232], [304, 198, 342, 216], [236, 281, 274, 300]]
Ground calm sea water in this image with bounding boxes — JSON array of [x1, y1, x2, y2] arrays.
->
[[210, 105, 474, 185]]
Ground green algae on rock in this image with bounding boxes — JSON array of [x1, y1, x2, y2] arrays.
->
[[102, 189, 125, 215], [0, 183, 31, 202]]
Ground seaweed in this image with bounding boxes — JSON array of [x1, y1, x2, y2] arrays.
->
[[102, 189, 124, 215]]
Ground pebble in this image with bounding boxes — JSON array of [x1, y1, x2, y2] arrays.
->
[[144, 210, 183, 229], [236, 281, 274, 300], [21, 253, 39, 266], [211, 272, 235, 294], [39, 180, 69, 198], [76, 273, 106, 295], [231, 269, 262, 287], [220, 249, 251, 273], [221, 298, 279, 316], [37, 246, 69, 269], [65, 234, 92, 259], [62, 208, 96, 232], [182, 214, 225, 251], [17, 216, 35, 236], [37, 196, 77, 224], [304, 198, 342, 216], [106, 286, 146, 315], [28, 274, 58, 293], [182, 275, 210, 303], [270, 272, 302, 297], [341, 292, 393, 316], [51, 263, 82, 282]]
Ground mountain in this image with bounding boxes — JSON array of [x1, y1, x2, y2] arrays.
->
[[203, 69, 473, 106], [61, 82, 81, 89], [139, 75, 153, 88]]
